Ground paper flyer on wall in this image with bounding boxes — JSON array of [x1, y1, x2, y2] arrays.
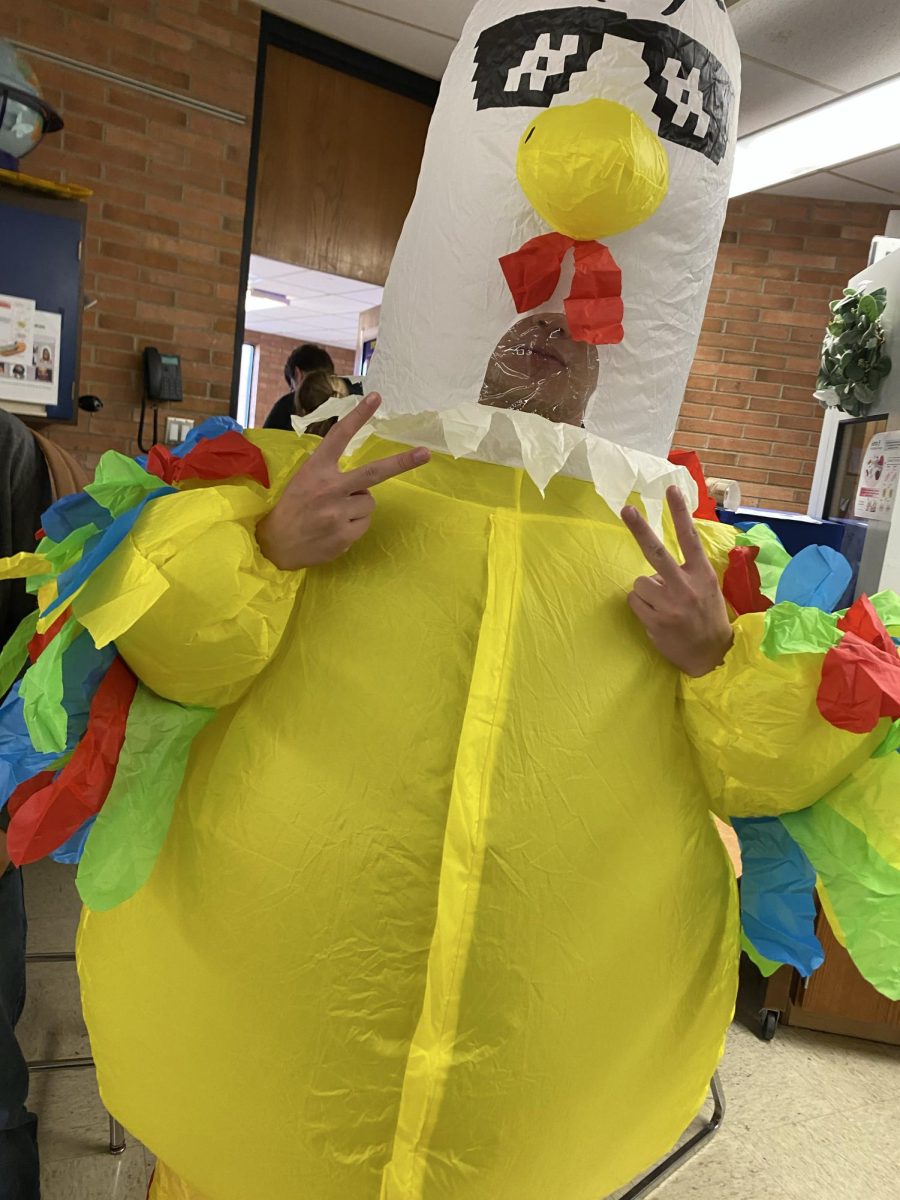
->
[[0, 292, 34, 367], [854, 431, 900, 520], [0, 309, 61, 409]]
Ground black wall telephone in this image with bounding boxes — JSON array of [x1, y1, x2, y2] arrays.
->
[[143, 346, 183, 403], [139, 347, 184, 452]]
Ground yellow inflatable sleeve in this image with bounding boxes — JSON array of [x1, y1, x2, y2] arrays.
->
[[681, 612, 886, 819], [72, 434, 308, 709]]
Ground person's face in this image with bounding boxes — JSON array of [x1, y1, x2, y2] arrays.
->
[[479, 312, 599, 427]]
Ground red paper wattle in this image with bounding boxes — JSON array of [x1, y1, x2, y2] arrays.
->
[[499, 233, 624, 346]]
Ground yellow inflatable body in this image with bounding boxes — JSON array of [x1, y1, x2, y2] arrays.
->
[[74, 432, 879, 1200]]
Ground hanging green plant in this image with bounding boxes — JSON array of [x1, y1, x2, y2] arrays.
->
[[815, 285, 892, 417]]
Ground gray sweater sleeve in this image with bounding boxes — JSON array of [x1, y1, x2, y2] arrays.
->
[[0, 411, 52, 648]]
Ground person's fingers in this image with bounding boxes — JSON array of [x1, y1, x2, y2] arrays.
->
[[632, 574, 668, 610], [667, 485, 708, 573], [346, 491, 376, 522], [621, 504, 685, 589], [627, 589, 658, 626], [342, 446, 431, 491], [315, 394, 381, 464], [348, 515, 371, 542]]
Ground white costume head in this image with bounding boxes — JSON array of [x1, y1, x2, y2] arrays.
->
[[366, 0, 741, 458]]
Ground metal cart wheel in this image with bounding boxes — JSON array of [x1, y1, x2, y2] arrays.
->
[[759, 1009, 780, 1041]]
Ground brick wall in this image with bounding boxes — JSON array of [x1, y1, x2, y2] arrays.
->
[[243, 330, 356, 427], [676, 194, 892, 513], [2, 0, 260, 468]]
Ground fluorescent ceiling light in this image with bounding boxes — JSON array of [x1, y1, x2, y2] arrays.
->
[[245, 289, 290, 312], [730, 73, 900, 197]]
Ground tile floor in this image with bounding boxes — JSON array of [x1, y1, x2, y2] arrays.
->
[[18, 859, 900, 1200]]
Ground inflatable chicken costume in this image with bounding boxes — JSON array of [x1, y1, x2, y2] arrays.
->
[[2, 2, 900, 1199]]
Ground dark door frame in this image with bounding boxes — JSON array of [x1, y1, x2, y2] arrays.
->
[[230, 12, 440, 417]]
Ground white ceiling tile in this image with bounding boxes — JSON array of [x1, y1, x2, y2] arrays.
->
[[260, 0, 460, 77], [285, 295, 367, 316], [259, 282, 324, 302], [341, 285, 385, 305], [338, 0, 474, 40], [247, 255, 298, 281], [765, 172, 895, 204], [835, 148, 900, 199], [737, 58, 839, 137], [731, 0, 900, 95], [244, 314, 288, 333], [298, 270, 381, 295]]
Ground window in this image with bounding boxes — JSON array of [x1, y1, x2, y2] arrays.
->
[[236, 342, 257, 428]]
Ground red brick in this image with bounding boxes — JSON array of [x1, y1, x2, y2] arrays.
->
[[740, 232, 806, 252], [782, 384, 820, 404], [806, 236, 871, 260], [754, 337, 802, 357], [756, 368, 816, 389], [715, 379, 783, 399], [101, 203, 181, 238], [726, 321, 789, 340], [796, 268, 855, 288], [722, 273, 764, 295], [777, 220, 842, 239], [98, 313, 176, 342], [723, 213, 775, 233], [763, 278, 832, 301], [716, 245, 771, 265], [707, 427, 750, 447], [760, 309, 826, 329], [48, 0, 112, 18], [722, 350, 786, 370], [704, 333, 755, 352], [788, 325, 827, 344], [731, 262, 797, 282], [777, 414, 825, 434], [706, 303, 761, 323], [690, 361, 756, 381], [114, 9, 195, 50]]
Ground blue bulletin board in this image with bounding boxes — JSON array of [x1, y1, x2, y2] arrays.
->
[[0, 185, 86, 423]]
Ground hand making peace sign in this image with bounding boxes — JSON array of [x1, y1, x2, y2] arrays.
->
[[256, 394, 430, 571], [622, 485, 734, 678]]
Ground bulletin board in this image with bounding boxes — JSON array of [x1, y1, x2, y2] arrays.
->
[[0, 183, 87, 423]]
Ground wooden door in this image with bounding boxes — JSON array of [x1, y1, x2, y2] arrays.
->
[[253, 46, 433, 286]]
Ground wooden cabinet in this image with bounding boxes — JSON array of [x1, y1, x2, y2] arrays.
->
[[763, 913, 900, 1045]]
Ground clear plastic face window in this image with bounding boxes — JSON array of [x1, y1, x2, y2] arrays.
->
[[479, 313, 600, 427]]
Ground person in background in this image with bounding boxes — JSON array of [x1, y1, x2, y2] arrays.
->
[[296, 370, 350, 439], [0, 410, 88, 1200], [263, 344, 363, 431]]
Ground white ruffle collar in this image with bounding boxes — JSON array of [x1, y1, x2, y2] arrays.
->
[[292, 399, 695, 531]]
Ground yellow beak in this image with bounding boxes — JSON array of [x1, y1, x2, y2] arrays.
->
[[517, 99, 670, 241]]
